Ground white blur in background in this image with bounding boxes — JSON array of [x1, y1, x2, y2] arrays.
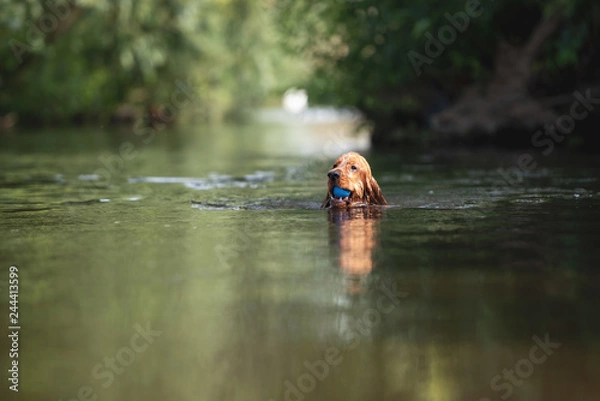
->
[[282, 88, 308, 114]]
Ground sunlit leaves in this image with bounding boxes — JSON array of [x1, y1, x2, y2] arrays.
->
[[0, 0, 305, 124]]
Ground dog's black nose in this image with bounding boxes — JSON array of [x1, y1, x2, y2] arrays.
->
[[328, 171, 340, 181]]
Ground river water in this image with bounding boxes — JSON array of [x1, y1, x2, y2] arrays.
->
[[1, 110, 599, 401]]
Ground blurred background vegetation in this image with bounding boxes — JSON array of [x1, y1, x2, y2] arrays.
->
[[1, 0, 599, 147]]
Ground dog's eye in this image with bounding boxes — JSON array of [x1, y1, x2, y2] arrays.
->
[[351, 165, 357, 171], [332, 164, 337, 168]]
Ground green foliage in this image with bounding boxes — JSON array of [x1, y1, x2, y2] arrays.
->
[[1, 0, 598, 128], [272, 0, 599, 124], [0, 0, 308, 124]]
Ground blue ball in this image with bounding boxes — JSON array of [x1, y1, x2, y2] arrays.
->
[[332, 186, 351, 198]]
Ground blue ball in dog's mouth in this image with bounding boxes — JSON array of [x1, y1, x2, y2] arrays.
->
[[332, 186, 351, 199]]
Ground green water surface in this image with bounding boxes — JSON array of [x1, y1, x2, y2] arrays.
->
[[1, 117, 599, 401]]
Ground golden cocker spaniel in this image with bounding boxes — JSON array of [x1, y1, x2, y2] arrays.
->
[[321, 152, 387, 208]]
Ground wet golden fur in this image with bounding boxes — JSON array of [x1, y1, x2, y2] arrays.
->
[[321, 152, 387, 208]]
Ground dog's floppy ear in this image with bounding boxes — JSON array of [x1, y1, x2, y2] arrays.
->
[[365, 176, 387, 205]]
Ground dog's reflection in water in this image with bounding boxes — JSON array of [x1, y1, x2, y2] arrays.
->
[[327, 207, 384, 294]]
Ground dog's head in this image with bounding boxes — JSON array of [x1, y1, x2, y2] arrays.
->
[[322, 152, 387, 208]]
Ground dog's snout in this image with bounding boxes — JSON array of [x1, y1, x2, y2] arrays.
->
[[328, 171, 340, 181]]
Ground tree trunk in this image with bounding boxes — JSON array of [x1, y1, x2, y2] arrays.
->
[[430, 16, 562, 137]]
